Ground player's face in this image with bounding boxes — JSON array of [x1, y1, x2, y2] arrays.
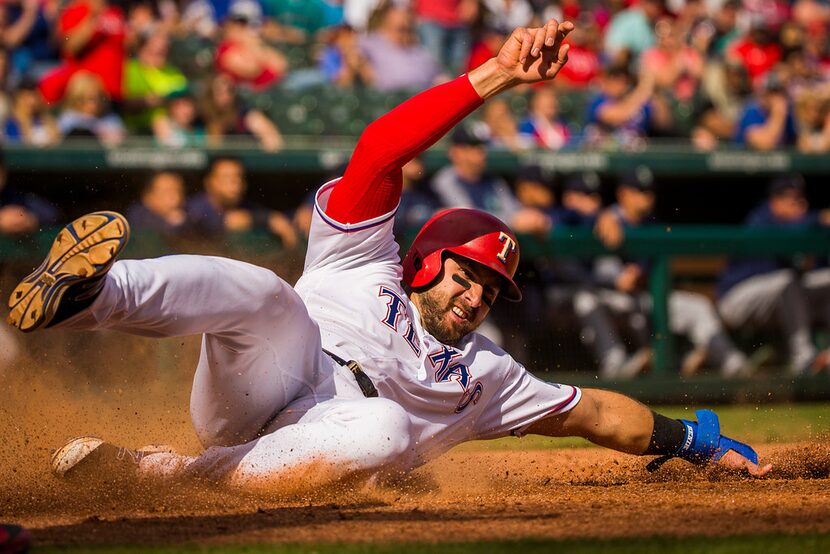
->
[[415, 256, 501, 345], [206, 160, 246, 208], [620, 187, 655, 217], [563, 190, 601, 216], [145, 173, 184, 215], [450, 145, 488, 179], [770, 191, 808, 221]]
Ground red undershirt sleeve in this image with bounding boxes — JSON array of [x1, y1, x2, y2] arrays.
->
[[325, 74, 484, 224]]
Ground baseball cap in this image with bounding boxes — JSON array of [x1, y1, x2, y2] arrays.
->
[[451, 124, 490, 147], [516, 164, 555, 188], [768, 173, 806, 196], [165, 86, 193, 101], [618, 166, 655, 192], [228, 0, 262, 26], [564, 171, 601, 194]]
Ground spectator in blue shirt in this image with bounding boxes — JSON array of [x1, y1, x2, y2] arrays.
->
[[733, 72, 797, 150], [717, 174, 830, 375], [1, 0, 59, 83], [318, 24, 374, 87], [125, 171, 188, 237], [186, 156, 298, 248], [584, 65, 672, 150]]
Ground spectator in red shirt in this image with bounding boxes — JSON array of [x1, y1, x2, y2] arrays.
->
[[726, 19, 782, 87], [465, 23, 509, 73], [640, 16, 704, 102], [556, 16, 601, 89], [215, 0, 288, 91], [38, 0, 126, 104], [415, 0, 478, 75]]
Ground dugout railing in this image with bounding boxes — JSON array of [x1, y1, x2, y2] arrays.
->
[[3, 225, 829, 404], [5, 143, 830, 175]]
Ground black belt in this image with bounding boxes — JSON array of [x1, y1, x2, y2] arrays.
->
[[323, 349, 378, 398]]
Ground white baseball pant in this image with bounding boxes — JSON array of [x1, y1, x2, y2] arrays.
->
[[57, 255, 413, 491]]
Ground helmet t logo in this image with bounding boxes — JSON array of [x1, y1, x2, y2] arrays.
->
[[496, 232, 517, 264]]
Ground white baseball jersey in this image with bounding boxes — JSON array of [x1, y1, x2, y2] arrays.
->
[[295, 180, 582, 466]]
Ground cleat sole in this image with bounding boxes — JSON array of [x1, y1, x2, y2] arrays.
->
[[7, 211, 130, 332]]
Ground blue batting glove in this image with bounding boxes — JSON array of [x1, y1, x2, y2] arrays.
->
[[646, 409, 758, 472]]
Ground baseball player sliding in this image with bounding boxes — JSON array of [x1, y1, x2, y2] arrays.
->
[[9, 19, 770, 492]]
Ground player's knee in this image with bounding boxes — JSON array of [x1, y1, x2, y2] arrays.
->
[[250, 269, 284, 303], [360, 399, 413, 465], [246, 269, 304, 317]]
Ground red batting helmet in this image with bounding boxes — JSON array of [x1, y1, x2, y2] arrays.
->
[[402, 208, 522, 302]]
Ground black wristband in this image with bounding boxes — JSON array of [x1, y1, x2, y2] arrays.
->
[[644, 411, 687, 456]]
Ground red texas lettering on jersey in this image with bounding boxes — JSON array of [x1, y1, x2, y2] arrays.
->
[[378, 286, 422, 355], [428, 345, 483, 413]]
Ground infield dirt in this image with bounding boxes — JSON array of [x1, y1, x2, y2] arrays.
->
[[1, 330, 829, 548]]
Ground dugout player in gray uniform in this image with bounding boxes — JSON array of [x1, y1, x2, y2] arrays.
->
[[594, 167, 752, 378], [716, 174, 830, 375], [558, 172, 653, 379]]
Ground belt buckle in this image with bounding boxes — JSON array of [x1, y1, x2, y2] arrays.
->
[[346, 360, 379, 398]]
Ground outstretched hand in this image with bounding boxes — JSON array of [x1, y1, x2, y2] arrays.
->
[[716, 449, 772, 477], [496, 19, 573, 85]]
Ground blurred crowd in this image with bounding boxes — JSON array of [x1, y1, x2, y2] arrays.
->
[[0, 0, 828, 152]]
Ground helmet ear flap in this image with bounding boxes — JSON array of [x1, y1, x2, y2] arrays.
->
[[412, 252, 423, 271]]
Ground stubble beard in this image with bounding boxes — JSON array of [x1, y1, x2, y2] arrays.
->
[[417, 289, 475, 345]]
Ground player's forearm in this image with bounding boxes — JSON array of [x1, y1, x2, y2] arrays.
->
[[532, 388, 653, 454], [579, 389, 653, 454]]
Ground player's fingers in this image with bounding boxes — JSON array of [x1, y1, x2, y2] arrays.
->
[[517, 28, 534, 64], [749, 462, 773, 477], [529, 25, 547, 59], [719, 449, 772, 478], [550, 20, 575, 55], [543, 18, 560, 48], [555, 42, 570, 67]]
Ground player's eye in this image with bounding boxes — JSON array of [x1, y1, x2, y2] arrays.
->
[[483, 289, 497, 307]]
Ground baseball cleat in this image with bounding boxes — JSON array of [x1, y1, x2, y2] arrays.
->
[[7, 211, 130, 332], [51, 436, 169, 481]]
